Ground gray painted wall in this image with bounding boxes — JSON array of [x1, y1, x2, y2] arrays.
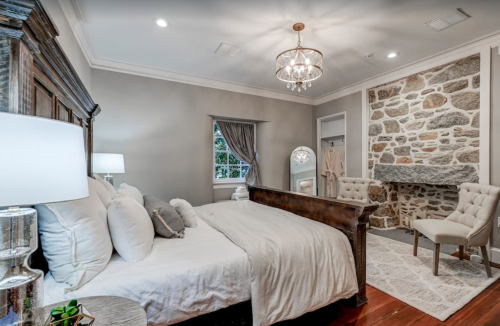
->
[[313, 92, 363, 196], [41, 0, 92, 92], [91, 69, 312, 206], [491, 47, 500, 248]]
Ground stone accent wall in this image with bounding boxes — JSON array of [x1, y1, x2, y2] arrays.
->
[[367, 54, 480, 228]]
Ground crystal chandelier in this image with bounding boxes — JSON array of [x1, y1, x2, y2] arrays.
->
[[292, 147, 310, 164], [276, 23, 323, 92]]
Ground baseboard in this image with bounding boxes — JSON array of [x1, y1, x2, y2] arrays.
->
[[489, 247, 500, 264]]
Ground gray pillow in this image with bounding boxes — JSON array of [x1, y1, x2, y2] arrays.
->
[[143, 195, 185, 238]]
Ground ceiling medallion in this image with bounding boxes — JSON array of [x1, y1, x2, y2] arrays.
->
[[292, 147, 310, 164], [276, 23, 323, 92]]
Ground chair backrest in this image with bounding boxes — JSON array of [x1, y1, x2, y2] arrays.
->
[[446, 183, 500, 246], [337, 177, 373, 203]]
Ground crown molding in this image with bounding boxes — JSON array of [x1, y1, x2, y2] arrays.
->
[[58, 0, 314, 105], [59, 0, 500, 107], [313, 30, 500, 105]]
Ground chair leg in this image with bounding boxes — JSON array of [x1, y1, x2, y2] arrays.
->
[[433, 243, 440, 276], [413, 230, 419, 256], [480, 246, 493, 278], [459, 245, 464, 260]]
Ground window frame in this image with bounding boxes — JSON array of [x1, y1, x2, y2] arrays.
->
[[213, 119, 256, 184]]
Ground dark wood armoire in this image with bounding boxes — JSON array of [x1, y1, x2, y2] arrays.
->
[[0, 0, 99, 176]]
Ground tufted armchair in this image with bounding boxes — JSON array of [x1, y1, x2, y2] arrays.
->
[[413, 183, 500, 277], [336, 177, 373, 203]]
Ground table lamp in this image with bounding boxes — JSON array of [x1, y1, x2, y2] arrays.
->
[[0, 112, 89, 326], [92, 153, 125, 185]]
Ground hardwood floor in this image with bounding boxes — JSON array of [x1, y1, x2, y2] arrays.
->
[[276, 279, 500, 326], [178, 278, 500, 326]]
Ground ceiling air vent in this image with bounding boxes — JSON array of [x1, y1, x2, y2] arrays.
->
[[425, 8, 470, 31], [215, 43, 241, 57]]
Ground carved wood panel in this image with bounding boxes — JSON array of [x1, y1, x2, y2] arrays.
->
[[56, 99, 70, 122], [32, 78, 54, 118]]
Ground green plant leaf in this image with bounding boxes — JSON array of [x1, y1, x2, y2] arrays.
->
[[68, 307, 79, 315], [68, 299, 77, 308], [61, 313, 69, 319]]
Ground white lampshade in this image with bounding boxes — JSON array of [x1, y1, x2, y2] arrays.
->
[[92, 153, 125, 173], [0, 112, 89, 207]]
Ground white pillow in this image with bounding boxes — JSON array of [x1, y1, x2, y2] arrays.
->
[[36, 179, 113, 291], [118, 183, 144, 206], [94, 173, 116, 197], [169, 199, 198, 228], [88, 177, 112, 208], [108, 196, 154, 262]]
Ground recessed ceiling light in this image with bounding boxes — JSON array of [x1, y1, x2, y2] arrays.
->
[[153, 18, 167, 27], [387, 52, 399, 59]]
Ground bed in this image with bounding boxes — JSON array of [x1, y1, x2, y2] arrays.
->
[[39, 191, 377, 326]]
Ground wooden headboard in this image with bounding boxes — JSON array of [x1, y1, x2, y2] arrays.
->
[[248, 186, 378, 307], [0, 0, 100, 274]]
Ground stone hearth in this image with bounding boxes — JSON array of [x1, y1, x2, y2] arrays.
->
[[367, 54, 480, 228]]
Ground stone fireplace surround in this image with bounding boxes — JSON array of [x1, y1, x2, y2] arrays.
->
[[367, 54, 480, 229]]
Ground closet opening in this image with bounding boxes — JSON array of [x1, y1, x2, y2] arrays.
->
[[317, 112, 346, 198]]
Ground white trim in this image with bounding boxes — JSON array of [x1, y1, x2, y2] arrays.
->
[[213, 183, 246, 189], [59, 0, 500, 107], [361, 88, 368, 178], [479, 46, 491, 185], [58, 0, 313, 105], [490, 247, 500, 265], [314, 31, 500, 105], [317, 112, 347, 195]]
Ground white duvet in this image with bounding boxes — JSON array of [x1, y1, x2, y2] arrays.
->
[[196, 201, 359, 326], [44, 200, 358, 326], [44, 217, 251, 325]]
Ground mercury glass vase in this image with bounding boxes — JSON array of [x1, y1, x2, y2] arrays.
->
[[0, 207, 44, 325]]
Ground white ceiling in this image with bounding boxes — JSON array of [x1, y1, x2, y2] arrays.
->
[[64, 0, 500, 99]]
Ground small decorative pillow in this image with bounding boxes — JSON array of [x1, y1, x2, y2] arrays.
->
[[118, 183, 144, 206], [144, 195, 185, 238], [88, 177, 112, 208], [94, 173, 116, 197], [108, 196, 154, 262], [169, 198, 198, 228]]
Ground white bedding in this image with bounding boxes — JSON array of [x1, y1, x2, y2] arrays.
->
[[44, 217, 251, 325], [197, 201, 359, 326]]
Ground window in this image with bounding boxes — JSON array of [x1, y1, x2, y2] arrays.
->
[[213, 121, 252, 183]]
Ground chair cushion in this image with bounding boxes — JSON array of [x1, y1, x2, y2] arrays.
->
[[336, 177, 372, 203], [413, 219, 471, 246]]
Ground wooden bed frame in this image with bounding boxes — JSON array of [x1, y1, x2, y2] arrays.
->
[[248, 186, 378, 306]]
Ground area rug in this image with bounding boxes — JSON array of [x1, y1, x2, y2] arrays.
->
[[366, 233, 500, 321]]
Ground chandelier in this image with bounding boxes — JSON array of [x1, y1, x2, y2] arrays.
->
[[276, 23, 323, 92], [292, 147, 310, 164]]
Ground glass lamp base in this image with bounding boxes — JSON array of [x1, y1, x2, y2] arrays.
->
[[0, 207, 44, 325]]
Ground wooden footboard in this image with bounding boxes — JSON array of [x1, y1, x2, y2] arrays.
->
[[248, 185, 378, 306]]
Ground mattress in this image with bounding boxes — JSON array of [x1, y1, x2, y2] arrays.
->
[[43, 217, 251, 325]]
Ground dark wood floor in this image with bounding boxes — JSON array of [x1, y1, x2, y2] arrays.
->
[[178, 278, 500, 326]]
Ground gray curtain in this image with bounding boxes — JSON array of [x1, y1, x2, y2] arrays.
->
[[217, 121, 260, 186]]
